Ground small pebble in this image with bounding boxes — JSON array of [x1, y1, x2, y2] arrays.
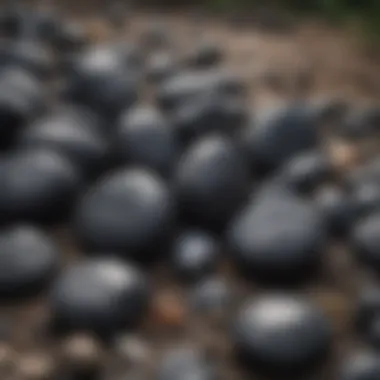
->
[[61, 334, 102, 375], [114, 335, 151, 365], [150, 290, 187, 329], [17, 353, 55, 380]]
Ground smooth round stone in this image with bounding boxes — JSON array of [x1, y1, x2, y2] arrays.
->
[[227, 190, 326, 283], [0, 148, 82, 224], [316, 186, 357, 237], [30, 8, 61, 40], [53, 21, 89, 53], [339, 350, 380, 380], [157, 70, 244, 111], [308, 97, 348, 127], [185, 40, 223, 68], [368, 317, 380, 348], [190, 277, 232, 313], [0, 225, 59, 300], [140, 23, 171, 50], [280, 150, 332, 193], [64, 45, 138, 118], [232, 295, 332, 375], [241, 102, 319, 173], [171, 230, 219, 283], [0, 4, 25, 37], [0, 66, 44, 107], [356, 285, 380, 334], [50, 258, 150, 335], [18, 110, 108, 177], [113, 106, 179, 177], [145, 52, 178, 84], [175, 134, 250, 230], [0, 68, 44, 149], [340, 106, 380, 139], [157, 347, 216, 380], [173, 94, 247, 143], [0, 40, 54, 79], [347, 158, 380, 187], [74, 168, 175, 258], [351, 181, 380, 217], [352, 213, 380, 269]]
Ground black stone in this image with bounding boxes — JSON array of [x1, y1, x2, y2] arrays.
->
[[51, 257, 150, 336], [145, 52, 178, 84], [190, 277, 232, 313], [280, 150, 332, 193], [0, 39, 54, 79], [173, 94, 247, 143], [0, 148, 82, 224], [0, 225, 59, 300], [227, 189, 326, 283], [0, 67, 44, 149], [171, 230, 219, 283], [18, 109, 108, 178], [355, 284, 380, 333], [232, 295, 332, 376], [339, 106, 380, 139], [64, 44, 138, 118], [157, 70, 245, 112], [316, 186, 357, 237], [185, 40, 223, 69], [157, 347, 216, 380], [339, 350, 380, 380], [74, 168, 175, 259], [240, 102, 319, 173], [175, 134, 250, 230], [113, 106, 179, 177], [352, 213, 380, 270]]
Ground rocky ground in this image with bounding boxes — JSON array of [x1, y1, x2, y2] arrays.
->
[[1, 5, 380, 380]]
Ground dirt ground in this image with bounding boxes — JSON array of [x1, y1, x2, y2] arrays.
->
[[1, 7, 380, 380]]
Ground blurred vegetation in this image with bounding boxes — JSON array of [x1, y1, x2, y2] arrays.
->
[[207, 0, 380, 41], [287, 0, 380, 37]]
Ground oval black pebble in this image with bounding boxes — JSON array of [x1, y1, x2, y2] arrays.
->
[[54, 21, 89, 54], [280, 150, 332, 193], [339, 350, 380, 380], [0, 39, 54, 79], [352, 213, 380, 270], [157, 70, 244, 112], [340, 106, 380, 139], [173, 94, 247, 144], [241, 102, 319, 174], [51, 258, 150, 335], [316, 186, 357, 237], [232, 295, 332, 376], [157, 347, 216, 380], [171, 230, 219, 283], [356, 284, 380, 334], [0, 225, 59, 300], [74, 168, 175, 259], [184, 40, 223, 69], [190, 277, 232, 313], [0, 148, 82, 224], [352, 180, 380, 217], [145, 52, 178, 84], [64, 45, 138, 119], [140, 22, 171, 50], [0, 67, 44, 149], [18, 110, 108, 178], [113, 106, 179, 177], [175, 134, 250, 231], [227, 189, 326, 283]]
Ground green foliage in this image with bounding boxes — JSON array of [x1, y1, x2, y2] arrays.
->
[[206, 0, 380, 40]]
